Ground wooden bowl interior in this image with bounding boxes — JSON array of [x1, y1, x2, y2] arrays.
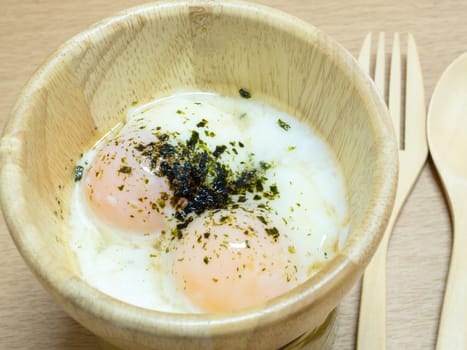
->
[[0, 2, 395, 349]]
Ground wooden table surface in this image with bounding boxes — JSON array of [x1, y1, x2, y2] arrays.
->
[[0, 0, 462, 349]]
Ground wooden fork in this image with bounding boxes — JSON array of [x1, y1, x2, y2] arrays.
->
[[356, 33, 428, 350]]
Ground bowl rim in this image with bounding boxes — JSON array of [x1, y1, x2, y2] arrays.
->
[[0, 0, 397, 340]]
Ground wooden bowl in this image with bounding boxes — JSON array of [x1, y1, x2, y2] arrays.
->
[[0, 1, 397, 349]]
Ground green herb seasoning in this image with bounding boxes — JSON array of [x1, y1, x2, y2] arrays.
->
[[256, 215, 268, 225], [238, 88, 251, 99], [259, 161, 272, 170], [118, 166, 132, 174], [74, 165, 84, 182], [134, 128, 280, 238], [265, 227, 280, 241], [196, 119, 208, 128], [277, 119, 291, 131], [213, 145, 227, 157]]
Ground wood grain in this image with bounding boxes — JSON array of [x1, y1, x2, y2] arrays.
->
[[0, 0, 458, 349]]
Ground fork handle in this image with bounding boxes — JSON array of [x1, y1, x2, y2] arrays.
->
[[356, 212, 396, 350], [436, 184, 467, 350]]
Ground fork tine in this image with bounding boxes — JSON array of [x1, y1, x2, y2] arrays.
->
[[357, 32, 428, 350], [358, 33, 372, 74], [374, 32, 386, 97], [405, 34, 427, 153], [389, 33, 402, 149]]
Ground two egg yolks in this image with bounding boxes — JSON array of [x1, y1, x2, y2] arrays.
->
[[83, 132, 298, 313]]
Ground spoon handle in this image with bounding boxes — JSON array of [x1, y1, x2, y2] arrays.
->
[[436, 184, 467, 349]]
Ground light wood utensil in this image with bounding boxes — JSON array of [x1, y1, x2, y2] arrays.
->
[[356, 32, 428, 350], [427, 53, 467, 350]]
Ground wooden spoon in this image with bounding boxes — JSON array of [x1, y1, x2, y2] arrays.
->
[[427, 53, 467, 350]]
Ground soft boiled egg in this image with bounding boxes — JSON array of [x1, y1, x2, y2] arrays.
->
[[170, 208, 301, 312], [70, 91, 349, 313], [83, 129, 175, 234]]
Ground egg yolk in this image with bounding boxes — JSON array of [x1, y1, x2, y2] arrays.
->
[[171, 209, 300, 313], [84, 131, 174, 233]]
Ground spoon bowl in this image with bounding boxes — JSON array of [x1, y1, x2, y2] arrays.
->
[[429, 54, 467, 177], [427, 52, 467, 350]]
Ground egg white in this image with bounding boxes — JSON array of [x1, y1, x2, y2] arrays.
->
[[70, 91, 349, 313]]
